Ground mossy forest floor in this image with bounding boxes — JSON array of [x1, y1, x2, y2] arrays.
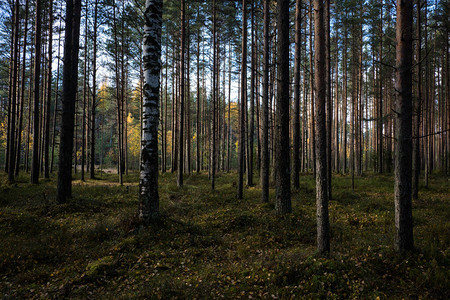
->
[[0, 171, 449, 298]]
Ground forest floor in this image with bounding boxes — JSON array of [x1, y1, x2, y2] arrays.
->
[[0, 171, 449, 299]]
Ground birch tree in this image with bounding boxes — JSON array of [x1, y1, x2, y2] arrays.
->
[[139, 0, 163, 224]]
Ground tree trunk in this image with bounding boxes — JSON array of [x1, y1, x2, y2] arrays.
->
[[31, 0, 43, 184], [90, 0, 98, 179], [394, 0, 414, 252], [247, 0, 255, 187], [74, 91, 78, 175], [5, 5, 15, 174], [358, 20, 363, 175], [446, 24, 449, 175], [8, 0, 20, 182], [121, 13, 127, 177], [43, 0, 53, 179], [56, 0, 82, 202], [275, 0, 291, 214], [40, 49, 48, 176], [139, 0, 162, 224], [162, 52, 167, 173], [201, 62, 206, 171], [314, 0, 330, 255], [309, 0, 316, 177], [227, 43, 232, 172], [237, 0, 247, 199], [325, 0, 332, 199], [211, 0, 216, 189], [113, 4, 123, 185], [261, 0, 270, 203], [378, 0, 384, 174], [171, 47, 176, 172], [412, 0, 421, 200], [302, 36, 308, 173], [81, 11, 88, 181], [51, 20, 62, 174], [351, 21, 357, 191], [334, 33, 340, 173], [177, 0, 185, 187], [187, 25, 191, 175], [15, 0, 30, 176], [25, 53, 34, 173], [196, 28, 201, 174], [293, 0, 301, 190]]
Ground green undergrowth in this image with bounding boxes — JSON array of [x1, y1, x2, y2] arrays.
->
[[0, 171, 449, 298]]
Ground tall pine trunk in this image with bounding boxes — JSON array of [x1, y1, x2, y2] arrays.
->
[[309, 0, 316, 176], [81, 12, 88, 181], [237, 0, 247, 199], [196, 28, 201, 174], [8, 0, 20, 182], [15, 0, 30, 176], [325, 0, 332, 199], [51, 20, 62, 174], [90, 0, 98, 179], [247, 0, 255, 187], [412, 0, 421, 200], [211, 0, 216, 189], [261, 0, 270, 203], [293, 0, 301, 190], [275, 0, 291, 214], [177, 0, 185, 187], [56, 0, 82, 202], [314, 0, 330, 254], [113, 4, 123, 184], [31, 0, 43, 184], [43, 0, 53, 179], [378, 0, 384, 174], [394, 0, 414, 252]]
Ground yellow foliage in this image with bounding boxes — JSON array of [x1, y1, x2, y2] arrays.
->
[[97, 81, 109, 109], [164, 130, 173, 155], [0, 121, 6, 148], [127, 113, 134, 124], [127, 113, 141, 158]]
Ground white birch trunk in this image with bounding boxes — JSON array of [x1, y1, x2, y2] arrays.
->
[[139, 0, 162, 224]]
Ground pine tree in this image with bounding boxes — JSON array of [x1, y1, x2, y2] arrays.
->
[[31, 0, 43, 184], [314, 0, 330, 254], [261, 0, 270, 203], [178, 0, 185, 188], [237, 0, 247, 200], [394, 0, 414, 252], [293, 0, 302, 190], [275, 0, 291, 214], [56, 0, 82, 202]]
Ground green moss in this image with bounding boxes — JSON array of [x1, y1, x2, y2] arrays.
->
[[0, 171, 448, 298], [85, 256, 115, 278]]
